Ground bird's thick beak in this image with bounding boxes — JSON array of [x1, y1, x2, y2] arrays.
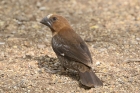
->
[[40, 17, 52, 28]]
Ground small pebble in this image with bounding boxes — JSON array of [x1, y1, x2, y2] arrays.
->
[[96, 61, 101, 66], [39, 7, 46, 11]]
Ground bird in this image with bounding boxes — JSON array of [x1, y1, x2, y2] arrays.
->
[[40, 14, 103, 88]]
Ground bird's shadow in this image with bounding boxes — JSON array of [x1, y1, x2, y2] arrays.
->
[[28, 55, 91, 89]]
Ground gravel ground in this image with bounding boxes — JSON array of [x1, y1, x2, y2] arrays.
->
[[0, 0, 140, 93]]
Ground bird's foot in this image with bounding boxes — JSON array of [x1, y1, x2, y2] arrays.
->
[[44, 67, 66, 74]]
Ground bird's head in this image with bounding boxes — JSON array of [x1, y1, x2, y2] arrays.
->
[[40, 14, 71, 33]]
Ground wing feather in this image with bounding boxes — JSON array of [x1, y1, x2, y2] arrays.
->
[[51, 29, 92, 67]]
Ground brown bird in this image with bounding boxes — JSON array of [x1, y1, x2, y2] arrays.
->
[[40, 14, 103, 88]]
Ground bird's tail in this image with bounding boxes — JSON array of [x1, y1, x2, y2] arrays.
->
[[79, 70, 103, 88]]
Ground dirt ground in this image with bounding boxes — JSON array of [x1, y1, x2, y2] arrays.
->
[[0, 0, 140, 93]]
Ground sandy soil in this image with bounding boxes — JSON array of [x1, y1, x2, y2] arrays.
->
[[0, 0, 140, 93]]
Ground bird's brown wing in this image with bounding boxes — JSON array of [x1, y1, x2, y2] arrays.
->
[[51, 30, 92, 67]]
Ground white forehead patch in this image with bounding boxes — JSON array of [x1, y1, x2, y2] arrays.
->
[[47, 14, 53, 18], [60, 53, 65, 56]]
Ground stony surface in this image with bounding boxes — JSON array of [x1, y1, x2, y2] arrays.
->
[[0, 0, 140, 93]]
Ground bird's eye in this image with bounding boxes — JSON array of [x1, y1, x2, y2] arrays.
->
[[52, 17, 57, 21]]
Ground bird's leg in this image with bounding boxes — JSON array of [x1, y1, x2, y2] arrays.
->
[[63, 66, 67, 71], [44, 65, 67, 74], [57, 66, 67, 74]]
